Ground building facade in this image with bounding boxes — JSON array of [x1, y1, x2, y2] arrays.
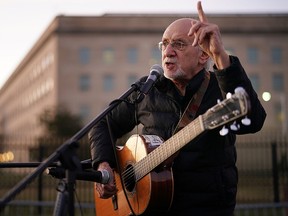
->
[[0, 13, 287, 140]]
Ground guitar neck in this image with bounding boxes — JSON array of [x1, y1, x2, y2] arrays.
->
[[134, 116, 204, 181]]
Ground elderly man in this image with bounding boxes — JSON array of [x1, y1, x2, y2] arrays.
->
[[89, 2, 266, 216]]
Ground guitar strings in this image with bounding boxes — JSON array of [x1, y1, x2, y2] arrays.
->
[[122, 120, 203, 186], [120, 119, 203, 190]]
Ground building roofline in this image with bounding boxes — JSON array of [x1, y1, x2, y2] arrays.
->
[[1, 13, 288, 94]]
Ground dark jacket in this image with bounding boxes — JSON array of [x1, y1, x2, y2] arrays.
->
[[89, 56, 266, 215]]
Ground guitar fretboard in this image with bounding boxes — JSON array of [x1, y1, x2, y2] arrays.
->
[[134, 116, 204, 181]]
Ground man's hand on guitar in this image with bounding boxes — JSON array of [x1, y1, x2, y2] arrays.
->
[[96, 162, 117, 199]]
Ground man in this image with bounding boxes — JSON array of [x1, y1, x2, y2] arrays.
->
[[89, 1, 266, 215]]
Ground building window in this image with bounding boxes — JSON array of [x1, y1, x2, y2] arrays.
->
[[249, 74, 260, 92], [79, 74, 90, 91], [102, 47, 115, 64], [127, 47, 138, 64], [274, 101, 283, 124], [272, 73, 284, 92], [225, 48, 235, 55], [247, 47, 259, 64], [271, 47, 282, 64], [78, 47, 90, 64], [150, 47, 161, 65], [103, 74, 114, 91], [127, 74, 138, 87], [79, 105, 90, 123]]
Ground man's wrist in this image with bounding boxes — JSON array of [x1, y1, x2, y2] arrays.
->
[[213, 50, 230, 70]]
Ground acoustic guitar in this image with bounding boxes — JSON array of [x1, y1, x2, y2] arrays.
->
[[94, 87, 250, 216]]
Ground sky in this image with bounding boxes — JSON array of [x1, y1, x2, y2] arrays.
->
[[0, 0, 288, 88]]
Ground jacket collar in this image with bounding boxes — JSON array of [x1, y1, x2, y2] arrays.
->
[[156, 69, 206, 98]]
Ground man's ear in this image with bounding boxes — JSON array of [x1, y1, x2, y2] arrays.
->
[[199, 51, 210, 64]]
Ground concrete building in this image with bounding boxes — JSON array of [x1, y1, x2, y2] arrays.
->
[[0, 13, 287, 140]]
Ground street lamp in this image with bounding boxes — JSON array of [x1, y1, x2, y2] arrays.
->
[[262, 92, 271, 102]]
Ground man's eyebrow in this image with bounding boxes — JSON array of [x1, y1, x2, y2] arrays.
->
[[161, 38, 187, 43], [173, 38, 187, 43]]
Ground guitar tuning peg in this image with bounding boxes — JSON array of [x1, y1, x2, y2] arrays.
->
[[241, 116, 251, 126], [217, 99, 221, 104], [230, 121, 240, 131], [219, 126, 229, 136], [234, 87, 245, 94], [226, 92, 232, 99]]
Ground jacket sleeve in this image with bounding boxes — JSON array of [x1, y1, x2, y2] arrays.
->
[[214, 55, 266, 134], [88, 97, 138, 169]]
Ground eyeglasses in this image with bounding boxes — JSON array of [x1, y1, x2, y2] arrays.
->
[[158, 40, 193, 51]]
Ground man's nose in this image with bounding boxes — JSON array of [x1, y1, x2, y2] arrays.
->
[[164, 43, 176, 55]]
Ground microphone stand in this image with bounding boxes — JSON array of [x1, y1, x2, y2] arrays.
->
[[0, 82, 142, 215]]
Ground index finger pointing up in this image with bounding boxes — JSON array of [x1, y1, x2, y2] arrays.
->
[[197, 1, 208, 22]]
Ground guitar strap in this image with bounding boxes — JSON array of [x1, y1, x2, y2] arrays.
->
[[163, 71, 210, 167], [173, 70, 210, 134]]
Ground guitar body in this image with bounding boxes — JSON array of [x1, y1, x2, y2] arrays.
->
[[94, 134, 174, 216]]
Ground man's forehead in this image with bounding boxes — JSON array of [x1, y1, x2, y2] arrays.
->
[[162, 18, 196, 40]]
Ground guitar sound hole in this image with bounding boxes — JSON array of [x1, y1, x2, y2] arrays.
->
[[123, 164, 136, 192]]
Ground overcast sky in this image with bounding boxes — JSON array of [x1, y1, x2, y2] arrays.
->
[[0, 0, 287, 88]]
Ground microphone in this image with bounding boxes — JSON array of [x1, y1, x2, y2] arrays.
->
[[140, 64, 163, 95], [47, 167, 110, 184]]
